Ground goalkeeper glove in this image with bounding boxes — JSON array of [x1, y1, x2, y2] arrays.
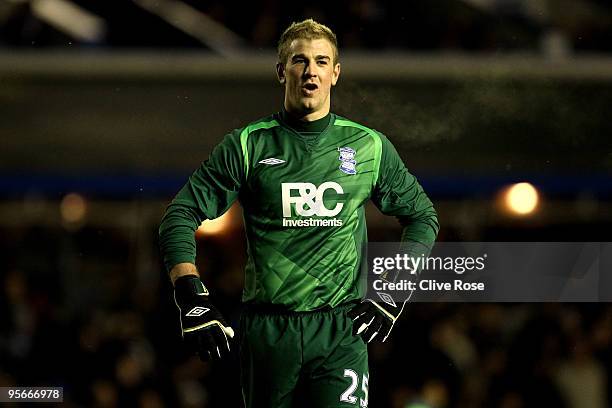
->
[[348, 299, 405, 343], [173, 275, 234, 361]]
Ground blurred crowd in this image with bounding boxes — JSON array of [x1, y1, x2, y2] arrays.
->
[[1, 219, 611, 407], [1, 0, 611, 53]]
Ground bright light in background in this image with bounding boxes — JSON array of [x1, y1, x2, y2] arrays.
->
[[196, 205, 237, 237], [503, 182, 540, 215], [60, 192, 87, 223]]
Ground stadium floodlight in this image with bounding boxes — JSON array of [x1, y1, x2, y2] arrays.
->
[[60, 192, 87, 224], [503, 182, 540, 216]]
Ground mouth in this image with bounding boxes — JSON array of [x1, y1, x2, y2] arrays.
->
[[301, 83, 318, 95]]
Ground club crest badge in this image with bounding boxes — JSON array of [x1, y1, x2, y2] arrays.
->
[[338, 147, 357, 175]]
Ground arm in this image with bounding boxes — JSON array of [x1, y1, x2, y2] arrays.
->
[[159, 129, 244, 360], [350, 132, 439, 342], [169, 262, 199, 285], [159, 129, 245, 274], [371, 133, 439, 250]]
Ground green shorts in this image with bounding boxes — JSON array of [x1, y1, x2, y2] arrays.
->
[[239, 303, 369, 408]]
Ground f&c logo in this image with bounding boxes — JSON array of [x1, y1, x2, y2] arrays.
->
[[282, 182, 344, 217]]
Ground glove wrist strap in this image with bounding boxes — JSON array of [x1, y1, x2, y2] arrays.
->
[[174, 275, 209, 306]]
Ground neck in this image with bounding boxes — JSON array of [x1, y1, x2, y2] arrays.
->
[[284, 102, 330, 122]]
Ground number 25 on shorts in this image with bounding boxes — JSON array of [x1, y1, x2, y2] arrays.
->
[[340, 369, 368, 407]]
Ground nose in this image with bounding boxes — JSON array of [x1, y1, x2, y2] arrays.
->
[[303, 61, 317, 77]]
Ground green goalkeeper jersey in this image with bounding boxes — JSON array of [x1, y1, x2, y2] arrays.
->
[[159, 111, 438, 311]]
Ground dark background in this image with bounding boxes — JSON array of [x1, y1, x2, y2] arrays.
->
[[1, 1, 612, 407]]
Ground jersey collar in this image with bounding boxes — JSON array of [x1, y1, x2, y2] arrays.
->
[[278, 107, 332, 134]]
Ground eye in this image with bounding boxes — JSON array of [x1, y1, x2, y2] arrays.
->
[[317, 60, 328, 65]]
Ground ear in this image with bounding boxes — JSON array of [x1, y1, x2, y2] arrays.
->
[[276, 62, 286, 84], [331, 62, 341, 87]]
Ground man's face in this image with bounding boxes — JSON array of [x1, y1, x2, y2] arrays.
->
[[277, 38, 341, 121]]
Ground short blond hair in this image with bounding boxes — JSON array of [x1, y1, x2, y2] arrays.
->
[[277, 19, 339, 65]]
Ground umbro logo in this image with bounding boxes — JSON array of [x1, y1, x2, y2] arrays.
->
[[259, 158, 285, 165], [377, 292, 397, 308], [186, 306, 209, 317]]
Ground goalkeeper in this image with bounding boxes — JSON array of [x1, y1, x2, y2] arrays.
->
[[159, 19, 439, 408]]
